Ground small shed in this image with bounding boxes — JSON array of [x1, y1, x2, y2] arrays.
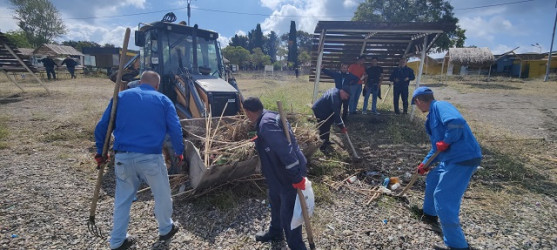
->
[[33, 44, 84, 66], [82, 47, 138, 73], [443, 48, 495, 76]]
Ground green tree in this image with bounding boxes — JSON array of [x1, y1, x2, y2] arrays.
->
[[4, 30, 32, 48], [287, 21, 298, 68], [229, 34, 249, 50], [265, 31, 279, 62], [62, 40, 101, 51], [103, 43, 115, 48], [352, 0, 465, 52], [249, 48, 271, 70], [298, 50, 311, 66], [222, 46, 251, 69], [9, 0, 67, 48]]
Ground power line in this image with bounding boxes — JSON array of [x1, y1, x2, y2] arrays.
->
[[454, 0, 535, 11]]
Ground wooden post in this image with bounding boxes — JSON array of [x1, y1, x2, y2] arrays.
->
[[312, 29, 326, 103], [411, 35, 428, 119], [2, 43, 50, 94]]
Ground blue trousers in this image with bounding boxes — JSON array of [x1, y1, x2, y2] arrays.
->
[[110, 153, 174, 249], [362, 85, 379, 112], [348, 84, 362, 113], [268, 187, 306, 250], [45, 67, 56, 80], [393, 85, 408, 114], [423, 162, 477, 249]]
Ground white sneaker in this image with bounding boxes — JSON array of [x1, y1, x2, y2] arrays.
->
[[362, 110, 368, 114]]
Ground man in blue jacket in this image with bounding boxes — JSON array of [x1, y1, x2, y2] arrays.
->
[[321, 63, 359, 120], [61, 56, 78, 79], [39, 56, 57, 80], [389, 58, 415, 114], [412, 87, 482, 250], [243, 97, 308, 250], [312, 87, 350, 152], [94, 71, 184, 249]]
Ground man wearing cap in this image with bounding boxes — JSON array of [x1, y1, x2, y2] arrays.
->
[[389, 58, 415, 114], [348, 55, 366, 114], [412, 87, 482, 250], [321, 63, 359, 120], [312, 87, 350, 152], [243, 97, 308, 250]]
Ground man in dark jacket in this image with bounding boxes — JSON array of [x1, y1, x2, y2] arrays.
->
[[39, 56, 57, 80], [311, 86, 350, 152], [321, 63, 359, 120], [61, 56, 78, 79], [412, 87, 482, 250], [243, 97, 308, 250], [389, 58, 415, 114]]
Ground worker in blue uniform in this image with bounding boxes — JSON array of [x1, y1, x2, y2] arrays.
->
[[321, 63, 359, 120], [311, 87, 350, 152], [389, 58, 415, 114], [412, 87, 482, 250], [243, 97, 308, 250]]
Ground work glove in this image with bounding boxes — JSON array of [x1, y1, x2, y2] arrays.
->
[[249, 135, 258, 142], [176, 154, 184, 165], [417, 163, 428, 176], [436, 141, 450, 152], [94, 153, 109, 166], [292, 177, 306, 190], [340, 127, 348, 134]]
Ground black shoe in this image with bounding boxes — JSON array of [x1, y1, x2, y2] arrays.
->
[[421, 213, 439, 226], [255, 231, 283, 242], [112, 236, 137, 250], [159, 223, 179, 241]]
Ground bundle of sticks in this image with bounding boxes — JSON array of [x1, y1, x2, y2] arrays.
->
[[182, 113, 320, 167]]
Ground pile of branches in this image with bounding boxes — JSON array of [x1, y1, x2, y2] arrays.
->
[[182, 113, 319, 167]]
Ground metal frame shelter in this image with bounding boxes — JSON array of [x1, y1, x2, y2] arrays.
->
[[310, 21, 455, 103], [0, 32, 49, 94]]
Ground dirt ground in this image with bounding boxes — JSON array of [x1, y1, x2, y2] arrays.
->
[[0, 75, 556, 249]]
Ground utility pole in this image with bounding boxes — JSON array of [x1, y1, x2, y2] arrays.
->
[[545, 0, 557, 82], [187, 0, 193, 25]]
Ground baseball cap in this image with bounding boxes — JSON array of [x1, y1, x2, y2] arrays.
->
[[411, 87, 433, 104]]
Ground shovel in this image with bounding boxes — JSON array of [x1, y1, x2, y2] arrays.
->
[[343, 131, 361, 162], [87, 28, 131, 238], [398, 151, 440, 197], [277, 101, 316, 250]]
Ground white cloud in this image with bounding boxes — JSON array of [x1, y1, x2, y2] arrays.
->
[[260, 1, 344, 35], [460, 15, 514, 44], [57, 22, 138, 49], [218, 35, 230, 48], [260, 0, 285, 9], [235, 30, 247, 36], [343, 0, 359, 8], [0, 7, 19, 32]]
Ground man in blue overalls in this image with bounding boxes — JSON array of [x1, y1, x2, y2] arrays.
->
[[243, 97, 308, 250], [312, 87, 350, 153], [412, 87, 482, 250], [321, 63, 359, 121]]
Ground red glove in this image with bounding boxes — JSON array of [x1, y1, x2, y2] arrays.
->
[[292, 177, 306, 190], [176, 154, 184, 165], [417, 163, 428, 176], [94, 153, 109, 166], [436, 141, 450, 152], [249, 135, 258, 142], [340, 127, 348, 134]]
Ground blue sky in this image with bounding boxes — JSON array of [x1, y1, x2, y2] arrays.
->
[[0, 0, 554, 57]]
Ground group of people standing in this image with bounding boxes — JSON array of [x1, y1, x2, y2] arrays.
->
[[38, 55, 79, 80], [321, 54, 415, 117]]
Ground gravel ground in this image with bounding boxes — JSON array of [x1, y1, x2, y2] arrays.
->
[[0, 78, 556, 249]]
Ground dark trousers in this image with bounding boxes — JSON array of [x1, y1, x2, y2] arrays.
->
[[67, 67, 76, 78], [316, 114, 334, 142], [393, 85, 409, 114], [268, 187, 307, 250], [46, 67, 56, 80]]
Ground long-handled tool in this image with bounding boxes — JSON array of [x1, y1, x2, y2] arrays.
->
[[381, 84, 392, 104], [88, 28, 131, 238], [343, 131, 361, 161], [398, 151, 440, 196], [277, 101, 316, 250]]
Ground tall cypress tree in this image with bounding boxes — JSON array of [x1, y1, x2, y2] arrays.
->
[[287, 21, 298, 68]]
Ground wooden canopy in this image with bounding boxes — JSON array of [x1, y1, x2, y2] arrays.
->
[[310, 21, 455, 84]]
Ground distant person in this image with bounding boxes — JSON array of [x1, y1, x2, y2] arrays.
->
[[389, 58, 415, 114], [243, 97, 308, 250], [312, 86, 350, 153], [412, 87, 482, 250], [295, 67, 300, 78], [94, 71, 183, 249], [39, 56, 57, 80], [348, 55, 366, 114], [61, 56, 78, 79], [362, 57, 383, 115], [321, 63, 359, 121]]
